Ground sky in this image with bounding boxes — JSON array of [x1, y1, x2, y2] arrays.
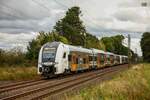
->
[[0, 0, 149, 56]]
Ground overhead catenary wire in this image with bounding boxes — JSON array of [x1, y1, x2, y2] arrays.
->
[[0, 3, 29, 18], [0, 5, 40, 31], [54, 0, 69, 8], [31, 0, 87, 33], [0, 5, 26, 19], [31, 0, 52, 14], [52, 0, 104, 32]]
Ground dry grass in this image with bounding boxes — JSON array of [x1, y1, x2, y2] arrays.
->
[[0, 66, 38, 81], [65, 63, 150, 100]]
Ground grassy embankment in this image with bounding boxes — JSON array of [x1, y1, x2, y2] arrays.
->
[[0, 66, 37, 81], [0, 49, 38, 81], [65, 63, 150, 100]]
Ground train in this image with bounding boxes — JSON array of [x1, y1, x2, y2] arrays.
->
[[38, 42, 128, 78]]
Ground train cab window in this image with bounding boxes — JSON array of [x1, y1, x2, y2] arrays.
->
[[63, 52, 66, 58]]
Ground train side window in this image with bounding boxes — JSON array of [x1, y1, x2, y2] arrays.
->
[[76, 58, 79, 64], [63, 52, 66, 58], [107, 55, 110, 61], [83, 58, 86, 64], [100, 54, 104, 62], [89, 56, 92, 61], [68, 55, 71, 61], [94, 56, 97, 61]]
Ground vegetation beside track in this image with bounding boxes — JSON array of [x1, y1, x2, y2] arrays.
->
[[65, 63, 150, 100], [0, 66, 37, 81], [0, 49, 38, 81]]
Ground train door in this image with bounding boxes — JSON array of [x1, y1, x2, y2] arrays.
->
[[78, 55, 83, 70], [70, 54, 78, 71], [97, 54, 100, 68], [93, 55, 97, 69], [106, 54, 110, 66], [89, 55, 93, 69], [61, 51, 68, 72], [110, 55, 114, 65], [100, 53, 105, 67], [78, 54, 89, 70]]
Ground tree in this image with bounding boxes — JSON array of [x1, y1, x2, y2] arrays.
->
[[85, 33, 104, 50], [140, 32, 150, 62], [54, 6, 86, 46], [100, 37, 115, 52], [100, 35, 129, 55]]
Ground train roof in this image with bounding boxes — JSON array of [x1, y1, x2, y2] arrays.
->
[[91, 48, 105, 54], [106, 52, 115, 55], [42, 42, 128, 57], [122, 55, 128, 58], [43, 42, 93, 54], [43, 42, 60, 48], [68, 45, 93, 54]]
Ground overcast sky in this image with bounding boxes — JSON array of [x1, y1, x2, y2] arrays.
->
[[0, 0, 149, 56]]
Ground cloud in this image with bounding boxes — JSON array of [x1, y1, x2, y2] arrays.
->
[[0, 18, 54, 34], [0, 32, 38, 51]]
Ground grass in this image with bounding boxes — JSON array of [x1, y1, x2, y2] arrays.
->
[[65, 63, 150, 100], [0, 66, 38, 81]]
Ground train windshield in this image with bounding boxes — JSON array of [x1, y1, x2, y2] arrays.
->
[[42, 47, 56, 62]]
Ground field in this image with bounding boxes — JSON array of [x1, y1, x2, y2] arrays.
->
[[0, 66, 38, 81], [65, 63, 150, 100]]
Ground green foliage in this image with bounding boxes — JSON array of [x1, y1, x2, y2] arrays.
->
[[0, 66, 37, 80], [141, 32, 150, 62], [0, 48, 29, 66], [100, 35, 129, 55], [26, 32, 69, 60], [54, 6, 86, 46], [86, 33, 105, 50]]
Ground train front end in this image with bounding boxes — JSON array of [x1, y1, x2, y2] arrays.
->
[[38, 42, 59, 78]]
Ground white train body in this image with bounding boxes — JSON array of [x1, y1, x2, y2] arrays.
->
[[38, 42, 128, 77]]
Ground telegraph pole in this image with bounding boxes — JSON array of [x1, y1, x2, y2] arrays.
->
[[135, 48, 138, 63], [128, 34, 131, 67]]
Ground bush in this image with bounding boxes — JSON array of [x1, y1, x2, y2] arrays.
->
[[0, 66, 37, 80], [0, 48, 36, 67]]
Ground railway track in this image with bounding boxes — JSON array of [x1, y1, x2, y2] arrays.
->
[[0, 79, 42, 89], [0, 79, 48, 93], [0, 64, 128, 100]]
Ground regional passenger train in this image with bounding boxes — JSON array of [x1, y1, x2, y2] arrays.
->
[[38, 42, 128, 78]]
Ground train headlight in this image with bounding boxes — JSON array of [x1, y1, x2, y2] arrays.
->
[[39, 67, 42, 72], [43, 62, 53, 66]]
